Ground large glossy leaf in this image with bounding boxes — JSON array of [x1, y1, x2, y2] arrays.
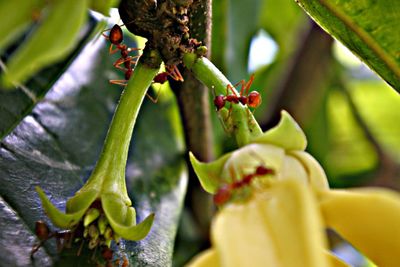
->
[[0, 19, 187, 267], [295, 0, 400, 91], [0, 15, 99, 140]]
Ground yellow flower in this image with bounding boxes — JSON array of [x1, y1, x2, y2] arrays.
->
[[188, 111, 400, 267]]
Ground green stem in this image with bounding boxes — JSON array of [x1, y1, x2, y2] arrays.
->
[[183, 53, 263, 146], [86, 50, 161, 197]]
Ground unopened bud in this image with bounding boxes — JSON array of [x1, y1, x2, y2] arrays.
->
[[84, 208, 100, 227], [88, 237, 99, 249], [104, 227, 113, 240], [88, 224, 99, 239], [98, 215, 108, 235]]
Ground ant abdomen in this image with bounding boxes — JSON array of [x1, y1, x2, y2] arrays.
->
[[214, 95, 225, 111], [35, 221, 50, 241]]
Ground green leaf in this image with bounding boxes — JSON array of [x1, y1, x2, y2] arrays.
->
[[259, 0, 305, 55], [1, 0, 89, 88], [0, 22, 187, 266], [0, 0, 46, 51], [89, 0, 118, 16], [295, 0, 400, 91], [225, 0, 262, 79]]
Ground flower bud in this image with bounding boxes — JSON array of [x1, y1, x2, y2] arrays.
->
[[98, 215, 108, 235], [84, 208, 100, 227]]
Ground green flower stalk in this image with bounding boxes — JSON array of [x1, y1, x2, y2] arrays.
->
[[183, 52, 263, 147], [36, 49, 162, 248]]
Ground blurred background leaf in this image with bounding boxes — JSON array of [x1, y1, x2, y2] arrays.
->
[[295, 0, 400, 91]]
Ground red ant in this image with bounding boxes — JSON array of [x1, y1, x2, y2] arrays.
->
[[102, 24, 140, 86], [102, 24, 184, 103], [153, 65, 184, 84], [31, 221, 73, 258], [214, 165, 274, 205], [214, 74, 262, 111]]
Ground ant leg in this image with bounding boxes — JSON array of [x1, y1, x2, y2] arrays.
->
[[30, 231, 56, 258], [109, 45, 121, 55], [147, 79, 168, 103], [146, 91, 160, 103], [127, 47, 142, 53], [109, 80, 128, 86], [113, 57, 131, 70], [113, 56, 139, 71], [230, 79, 246, 96], [31, 241, 46, 258], [77, 239, 85, 256], [166, 65, 184, 81], [242, 74, 255, 96], [226, 84, 238, 96]]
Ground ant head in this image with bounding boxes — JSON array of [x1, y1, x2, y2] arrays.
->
[[109, 24, 123, 45], [247, 91, 261, 108], [214, 95, 225, 111]]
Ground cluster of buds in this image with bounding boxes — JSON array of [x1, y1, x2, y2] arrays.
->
[[82, 202, 119, 250]]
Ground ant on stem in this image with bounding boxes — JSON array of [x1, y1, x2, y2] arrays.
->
[[153, 65, 184, 84], [102, 24, 184, 102], [102, 24, 140, 86], [31, 221, 123, 266], [214, 164, 274, 206], [214, 74, 262, 111], [31, 221, 74, 258]]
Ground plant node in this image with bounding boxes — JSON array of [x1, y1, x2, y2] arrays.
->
[[119, 0, 201, 66]]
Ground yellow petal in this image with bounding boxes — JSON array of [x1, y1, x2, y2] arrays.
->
[[319, 188, 400, 266], [212, 179, 330, 267], [186, 249, 220, 267], [221, 143, 284, 182], [278, 154, 308, 184], [290, 151, 329, 191]]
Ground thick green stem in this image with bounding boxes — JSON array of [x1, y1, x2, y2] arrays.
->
[[85, 50, 161, 197], [183, 53, 263, 146]]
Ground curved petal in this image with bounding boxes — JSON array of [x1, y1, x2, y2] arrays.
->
[[66, 188, 99, 214], [212, 179, 329, 267], [36, 187, 87, 229], [319, 188, 400, 266], [186, 249, 220, 267], [290, 151, 329, 191], [189, 151, 232, 193], [278, 154, 308, 184], [253, 111, 307, 151], [102, 193, 154, 241]]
